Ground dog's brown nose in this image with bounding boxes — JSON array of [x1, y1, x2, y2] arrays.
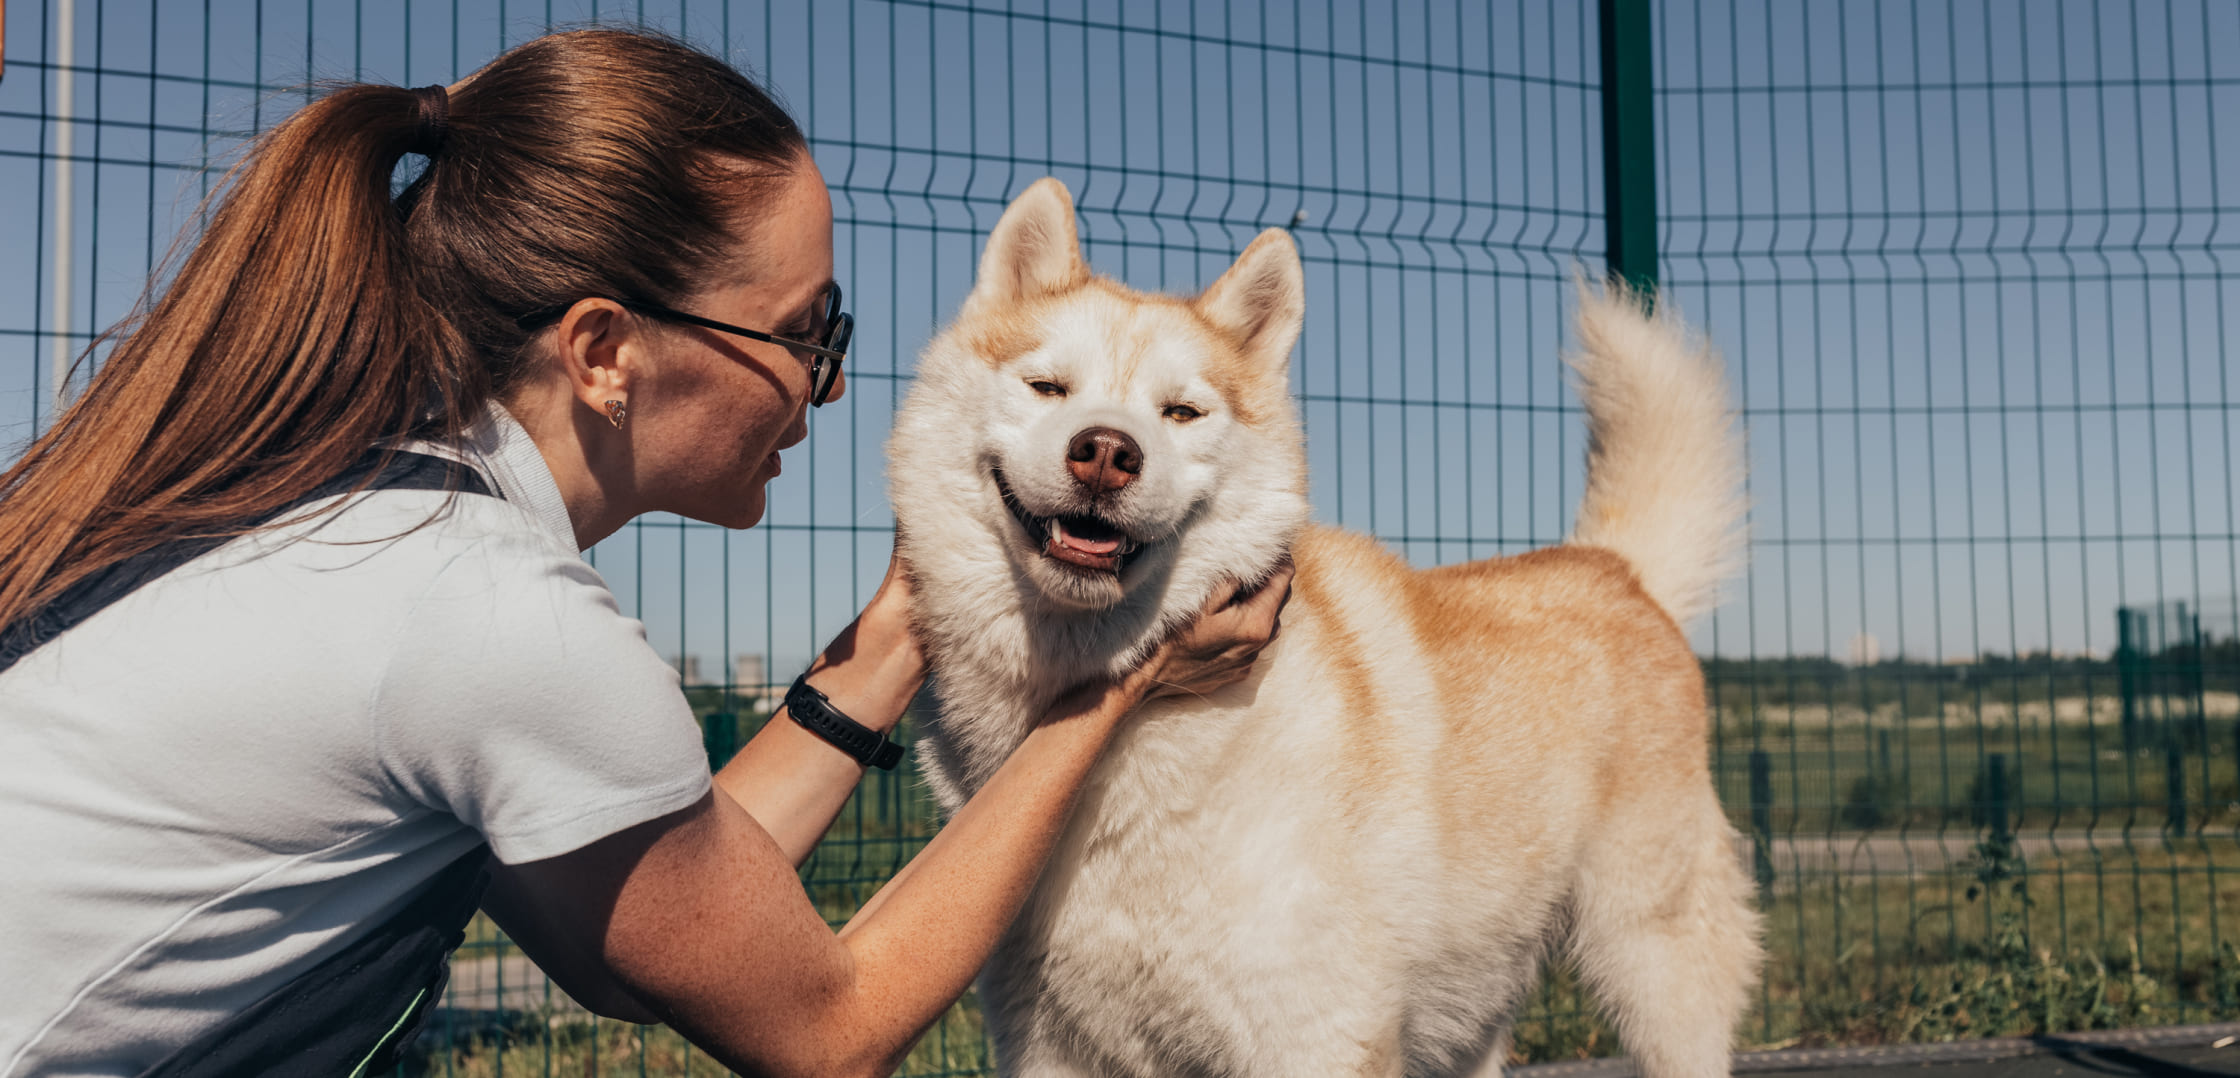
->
[[1065, 427, 1143, 494]]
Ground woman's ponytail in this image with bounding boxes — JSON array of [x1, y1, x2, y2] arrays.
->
[[0, 29, 805, 634], [0, 82, 471, 631]]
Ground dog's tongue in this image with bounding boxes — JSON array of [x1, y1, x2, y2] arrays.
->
[[1050, 517, 1123, 558]]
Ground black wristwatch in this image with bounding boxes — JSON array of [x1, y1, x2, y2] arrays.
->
[[784, 674, 906, 771]]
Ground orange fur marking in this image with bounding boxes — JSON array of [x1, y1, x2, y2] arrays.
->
[[1289, 530, 1404, 821]]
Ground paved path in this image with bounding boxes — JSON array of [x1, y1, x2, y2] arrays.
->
[[1515, 1022, 2240, 1077], [1741, 830, 2217, 893]]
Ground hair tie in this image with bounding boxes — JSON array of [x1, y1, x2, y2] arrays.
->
[[407, 85, 450, 159]]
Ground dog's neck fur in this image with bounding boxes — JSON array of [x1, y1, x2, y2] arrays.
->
[[900, 506, 1265, 802]]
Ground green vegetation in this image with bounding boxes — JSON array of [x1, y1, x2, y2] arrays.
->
[[1712, 713, 2240, 837], [1513, 840, 2240, 1062], [429, 833, 2240, 1075], [410, 653, 2240, 1075], [408, 997, 992, 1077], [1706, 644, 2239, 838], [1702, 641, 2240, 713]]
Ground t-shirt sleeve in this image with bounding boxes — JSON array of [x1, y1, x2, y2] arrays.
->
[[372, 528, 713, 865]]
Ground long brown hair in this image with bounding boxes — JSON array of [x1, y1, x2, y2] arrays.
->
[[0, 29, 805, 632]]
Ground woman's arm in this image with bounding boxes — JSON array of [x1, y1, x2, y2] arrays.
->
[[715, 554, 925, 866], [484, 554, 925, 1018], [489, 564, 1290, 1077]]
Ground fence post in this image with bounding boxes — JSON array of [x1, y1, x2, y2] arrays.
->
[[1984, 753, 2011, 847], [1749, 749, 1774, 893], [2167, 740, 2188, 835], [1598, 0, 1658, 296], [2117, 607, 2140, 754], [704, 711, 739, 771], [2194, 618, 2211, 753]]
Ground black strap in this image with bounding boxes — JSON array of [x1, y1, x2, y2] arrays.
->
[[75, 449, 506, 1077], [786, 673, 906, 770], [0, 451, 496, 678], [136, 846, 494, 1078]]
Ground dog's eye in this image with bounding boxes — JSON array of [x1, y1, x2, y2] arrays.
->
[[1028, 380, 1068, 398], [1162, 403, 1205, 423]]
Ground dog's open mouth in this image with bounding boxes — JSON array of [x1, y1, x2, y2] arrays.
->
[[993, 469, 1141, 573]]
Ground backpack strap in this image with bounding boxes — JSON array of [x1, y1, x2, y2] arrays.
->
[[136, 845, 495, 1078], [0, 450, 506, 1076], [0, 451, 497, 677]]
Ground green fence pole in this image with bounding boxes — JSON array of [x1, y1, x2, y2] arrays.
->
[[2166, 741, 2188, 835], [2119, 608, 2140, 755], [1749, 749, 1774, 893], [703, 711, 739, 771], [1985, 753, 2011, 848], [1597, 0, 1657, 296], [2195, 618, 2211, 754]]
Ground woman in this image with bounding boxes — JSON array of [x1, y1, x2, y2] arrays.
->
[[0, 29, 1289, 1078]]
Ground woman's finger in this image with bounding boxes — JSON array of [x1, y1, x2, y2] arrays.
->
[[1233, 562, 1293, 637], [1198, 575, 1248, 618]]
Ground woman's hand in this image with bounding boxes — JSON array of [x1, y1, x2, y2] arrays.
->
[[854, 545, 922, 667], [1140, 559, 1295, 701], [716, 542, 927, 867]]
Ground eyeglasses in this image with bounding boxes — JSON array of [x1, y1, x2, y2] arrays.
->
[[517, 284, 854, 407]]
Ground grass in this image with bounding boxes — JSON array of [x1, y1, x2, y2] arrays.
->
[[421, 840, 2240, 1074], [1512, 839, 2240, 1063], [403, 684, 2240, 1075], [1711, 710, 2240, 837], [404, 997, 991, 1077]]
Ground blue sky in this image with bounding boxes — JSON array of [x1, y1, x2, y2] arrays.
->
[[3, 0, 2236, 676]]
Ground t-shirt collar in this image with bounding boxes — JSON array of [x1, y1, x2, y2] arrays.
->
[[454, 400, 582, 552]]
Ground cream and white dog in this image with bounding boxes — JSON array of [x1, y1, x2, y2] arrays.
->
[[887, 178, 1761, 1078]]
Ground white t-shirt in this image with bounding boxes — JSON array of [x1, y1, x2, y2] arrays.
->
[[0, 404, 714, 1077]]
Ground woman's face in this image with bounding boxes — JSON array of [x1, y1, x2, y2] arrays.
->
[[631, 155, 841, 530]]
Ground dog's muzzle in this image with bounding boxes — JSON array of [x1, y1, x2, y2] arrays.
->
[[993, 468, 1143, 573]]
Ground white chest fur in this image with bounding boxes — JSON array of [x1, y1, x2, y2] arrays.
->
[[908, 582, 1561, 1078]]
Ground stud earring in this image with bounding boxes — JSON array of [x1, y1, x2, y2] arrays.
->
[[604, 399, 627, 429]]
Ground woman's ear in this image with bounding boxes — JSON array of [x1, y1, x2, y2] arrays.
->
[[553, 298, 636, 418]]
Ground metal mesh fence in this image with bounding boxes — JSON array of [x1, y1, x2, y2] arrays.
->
[[2, 0, 2235, 1072], [1655, 0, 2240, 1051]]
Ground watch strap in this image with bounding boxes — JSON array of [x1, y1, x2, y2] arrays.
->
[[784, 674, 905, 771]]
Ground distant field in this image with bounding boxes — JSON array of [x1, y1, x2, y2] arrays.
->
[[1709, 709, 2240, 838]]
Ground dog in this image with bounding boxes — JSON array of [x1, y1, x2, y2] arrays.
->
[[886, 177, 1761, 1078]]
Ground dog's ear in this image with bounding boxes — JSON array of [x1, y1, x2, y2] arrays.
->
[[971, 178, 1087, 309], [1194, 229, 1305, 372]]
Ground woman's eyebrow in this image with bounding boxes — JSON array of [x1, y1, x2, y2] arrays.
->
[[789, 278, 840, 322]]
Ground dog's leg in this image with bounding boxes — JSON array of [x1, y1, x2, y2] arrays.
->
[[1454, 1021, 1514, 1078], [1565, 793, 1761, 1078]]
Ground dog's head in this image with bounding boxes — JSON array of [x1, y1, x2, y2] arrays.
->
[[891, 178, 1308, 616]]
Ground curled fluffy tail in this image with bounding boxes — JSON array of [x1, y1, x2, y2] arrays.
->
[[1566, 281, 1748, 626]]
